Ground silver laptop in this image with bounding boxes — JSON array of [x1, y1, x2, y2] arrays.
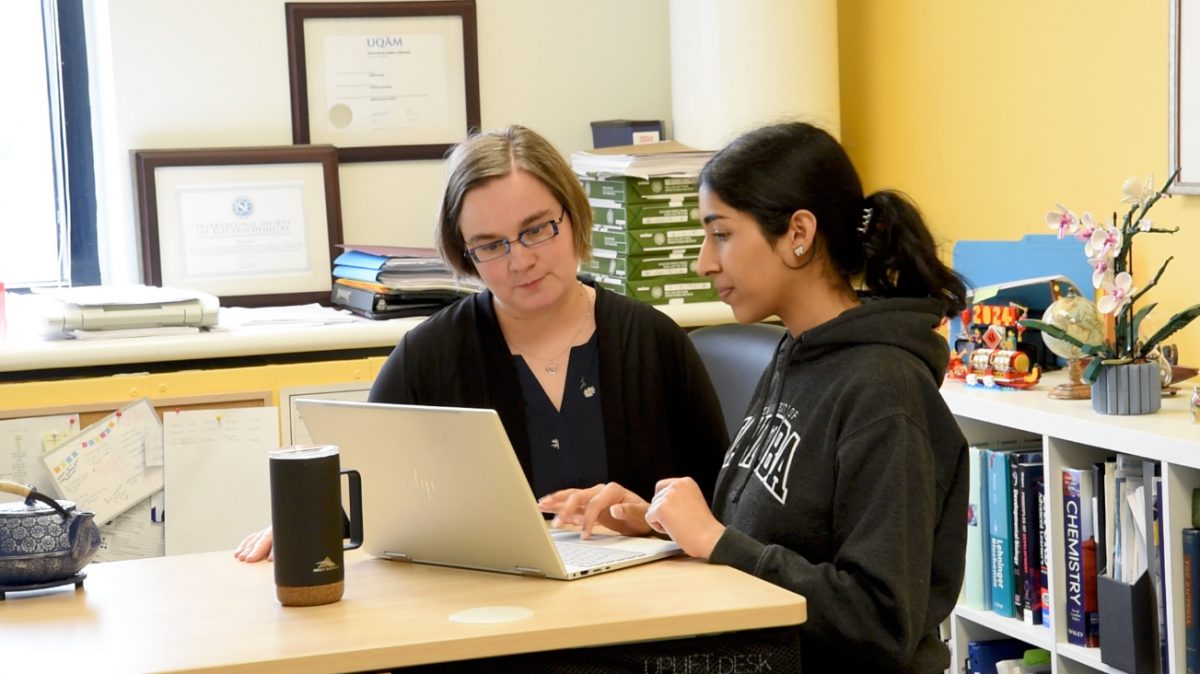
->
[[295, 399, 681, 580]]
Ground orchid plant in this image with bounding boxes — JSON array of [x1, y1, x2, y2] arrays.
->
[[1022, 170, 1200, 383]]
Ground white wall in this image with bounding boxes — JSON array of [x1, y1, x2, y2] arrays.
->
[[669, 0, 840, 150], [95, 0, 673, 283]]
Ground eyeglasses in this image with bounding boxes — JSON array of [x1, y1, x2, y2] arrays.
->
[[464, 208, 566, 263]]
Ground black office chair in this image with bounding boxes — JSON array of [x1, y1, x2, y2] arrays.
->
[[688, 322, 787, 439]]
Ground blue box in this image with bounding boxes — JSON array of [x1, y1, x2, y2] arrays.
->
[[950, 234, 1095, 373], [590, 119, 663, 148], [953, 234, 1092, 294]]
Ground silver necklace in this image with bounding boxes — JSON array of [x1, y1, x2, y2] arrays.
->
[[502, 285, 593, 376]]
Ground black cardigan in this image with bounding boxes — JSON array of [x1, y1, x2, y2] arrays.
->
[[369, 285, 729, 500]]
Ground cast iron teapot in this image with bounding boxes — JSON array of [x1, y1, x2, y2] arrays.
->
[[0, 480, 102, 585]]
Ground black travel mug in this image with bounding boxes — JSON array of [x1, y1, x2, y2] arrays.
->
[[268, 445, 363, 606]]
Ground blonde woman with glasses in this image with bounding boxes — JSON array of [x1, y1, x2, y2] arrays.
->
[[236, 125, 727, 563]]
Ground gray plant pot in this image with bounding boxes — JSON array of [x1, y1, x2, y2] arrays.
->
[[1091, 362, 1162, 415]]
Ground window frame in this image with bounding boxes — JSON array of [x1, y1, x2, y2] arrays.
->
[[58, 0, 99, 285]]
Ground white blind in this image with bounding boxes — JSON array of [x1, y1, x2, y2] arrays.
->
[[0, 0, 68, 288]]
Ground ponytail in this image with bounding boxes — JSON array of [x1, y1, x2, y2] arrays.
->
[[860, 190, 969, 317]]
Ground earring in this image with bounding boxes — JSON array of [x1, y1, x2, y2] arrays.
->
[[794, 245, 805, 257]]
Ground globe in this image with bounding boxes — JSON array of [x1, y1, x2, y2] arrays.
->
[[1040, 293, 1105, 360]]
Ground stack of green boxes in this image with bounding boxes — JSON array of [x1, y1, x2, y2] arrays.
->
[[580, 175, 717, 305]]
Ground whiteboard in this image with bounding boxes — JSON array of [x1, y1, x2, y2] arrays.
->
[[162, 407, 278, 555]]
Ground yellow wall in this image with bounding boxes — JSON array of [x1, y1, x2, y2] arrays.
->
[[839, 2, 1200, 365]]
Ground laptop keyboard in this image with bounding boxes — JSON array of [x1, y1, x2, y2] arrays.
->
[[556, 542, 643, 568]]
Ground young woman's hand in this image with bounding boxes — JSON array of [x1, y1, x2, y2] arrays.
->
[[233, 525, 274, 562], [537, 482, 652, 538], [645, 477, 725, 559]]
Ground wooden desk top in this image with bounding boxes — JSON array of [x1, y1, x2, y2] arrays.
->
[[0, 550, 805, 673]]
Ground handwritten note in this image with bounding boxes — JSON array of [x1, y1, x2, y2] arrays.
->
[[162, 407, 278, 555], [0, 414, 79, 499], [42, 399, 164, 523]]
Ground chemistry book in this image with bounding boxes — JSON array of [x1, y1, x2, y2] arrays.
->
[[1062, 466, 1099, 647]]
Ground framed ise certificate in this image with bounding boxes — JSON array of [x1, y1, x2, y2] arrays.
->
[[285, 1, 481, 163], [133, 145, 343, 307]]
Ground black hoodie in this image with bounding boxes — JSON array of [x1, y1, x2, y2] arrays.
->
[[709, 297, 969, 674]]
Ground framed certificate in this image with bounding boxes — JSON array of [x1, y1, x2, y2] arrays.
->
[[286, 1, 481, 163], [133, 145, 343, 307], [1171, 0, 1200, 193]]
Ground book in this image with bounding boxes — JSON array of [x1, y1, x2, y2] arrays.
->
[[1008, 450, 1041, 619], [1016, 458, 1044, 625], [333, 248, 446, 272], [1038, 475, 1050, 627], [1150, 469, 1168, 674], [964, 446, 984, 609], [1062, 466, 1099, 647], [1103, 457, 1117, 576], [988, 448, 1015, 617], [965, 446, 987, 609], [337, 243, 439, 259], [967, 638, 1033, 674], [979, 446, 993, 611], [1184, 528, 1199, 674], [1010, 453, 1024, 618], [332, 264, 481, 294], [331, 280, 461, 320], [1092, 460, 1108, 577]]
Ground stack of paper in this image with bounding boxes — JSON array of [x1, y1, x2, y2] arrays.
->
[[572, 145, 717, 306], [216, 304, 358, 329], [570, 141, 714, 179]]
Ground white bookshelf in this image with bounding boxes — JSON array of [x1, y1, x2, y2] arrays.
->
[[942, 369, 1200, 674]]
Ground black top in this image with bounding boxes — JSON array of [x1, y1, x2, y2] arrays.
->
[[708, 298, 968, 674], [368, 283, 729, 500], [516, 332, 607, 497]]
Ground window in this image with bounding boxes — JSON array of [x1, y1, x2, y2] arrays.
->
[[0, 0, 98, 289]]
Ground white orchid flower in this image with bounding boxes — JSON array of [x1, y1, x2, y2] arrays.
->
[[1074, 211, 1099, 242], [1097, 272, 1135, 314], [1089, 255, 1112, 289], [1085, 224, 1122, 259], [1139, 216, 1153, 232], [1121, 174, 1155, 206], [1045, 204, 1079, 239]]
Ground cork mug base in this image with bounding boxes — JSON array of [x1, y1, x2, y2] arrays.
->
[[276, 580, 344, 607]]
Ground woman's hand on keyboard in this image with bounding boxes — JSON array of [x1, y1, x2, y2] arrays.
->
[[537, 482, 652, 539]]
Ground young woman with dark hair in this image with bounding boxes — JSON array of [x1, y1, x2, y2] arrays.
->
[[542, 122, 970, 674]]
